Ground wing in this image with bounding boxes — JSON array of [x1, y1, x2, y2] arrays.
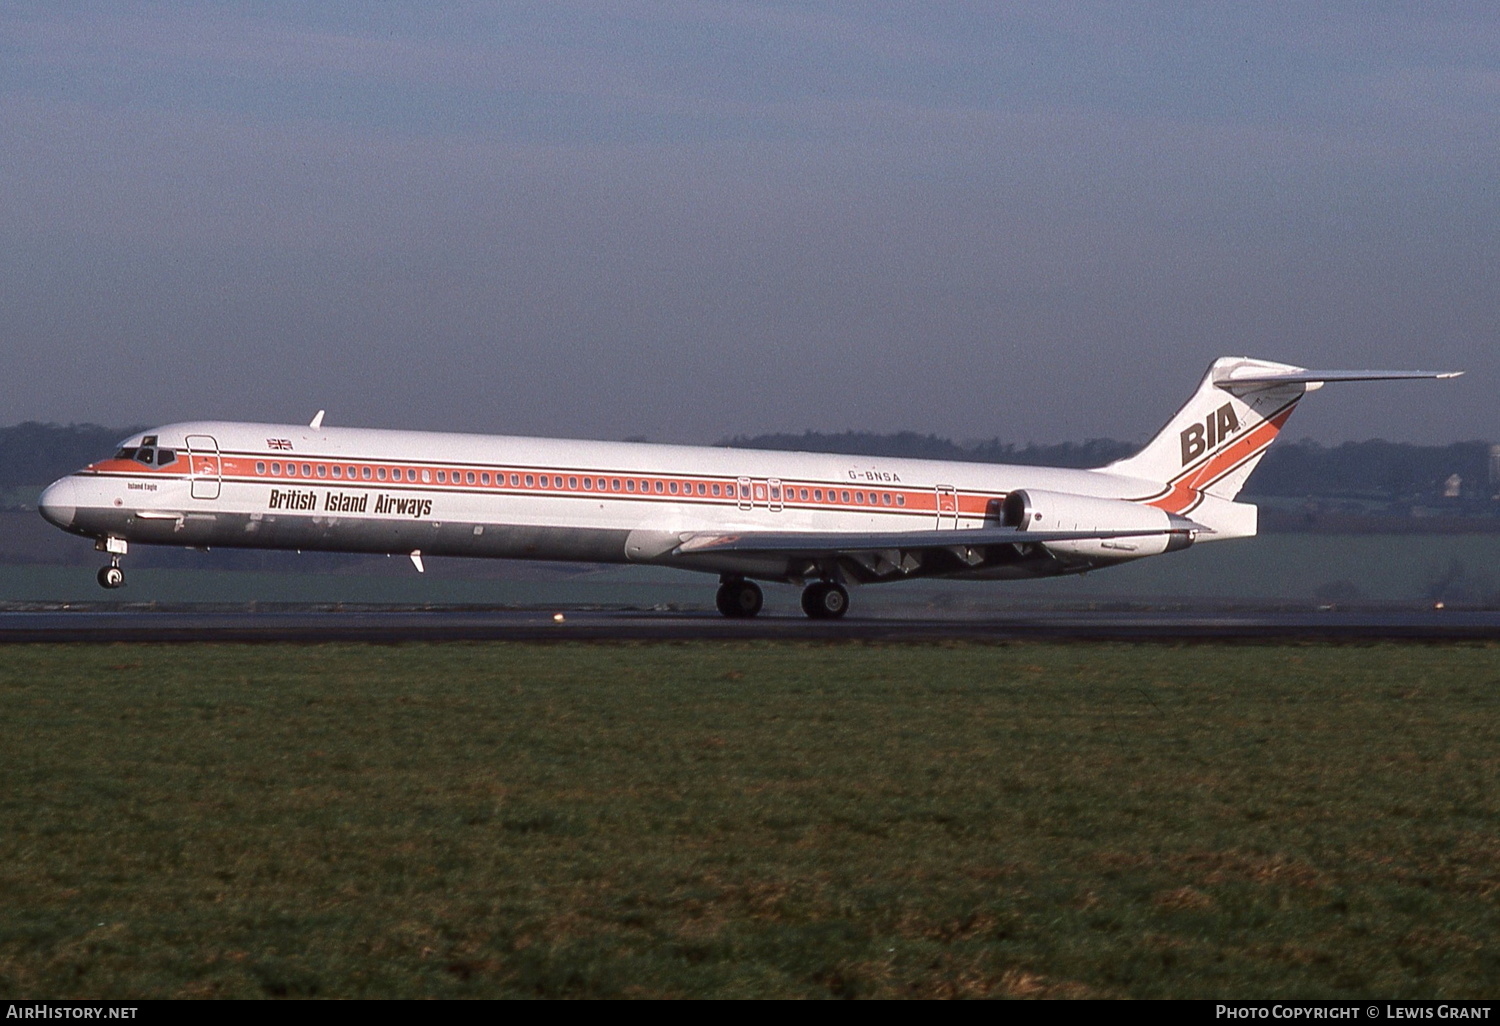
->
[[675, 523, 1200, 558]]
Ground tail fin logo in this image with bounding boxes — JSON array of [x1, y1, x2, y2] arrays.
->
[[1180, 403, 1240, 466]]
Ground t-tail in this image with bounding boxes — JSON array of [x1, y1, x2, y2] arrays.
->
[[1104, 357, 1462, 539]]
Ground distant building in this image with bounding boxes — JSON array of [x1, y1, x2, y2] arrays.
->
[[1444, 473, 1462, 499]]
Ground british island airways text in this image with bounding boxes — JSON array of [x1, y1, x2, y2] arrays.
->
[[267, 489, 432, 518]]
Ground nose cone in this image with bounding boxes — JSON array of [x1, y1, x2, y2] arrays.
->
[[38, 477, 79, 530]]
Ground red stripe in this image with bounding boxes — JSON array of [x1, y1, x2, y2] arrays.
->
[[1148, 404, 1297, 514]]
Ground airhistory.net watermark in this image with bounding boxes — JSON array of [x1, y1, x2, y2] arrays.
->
[[5, 1008, 137, 1019]]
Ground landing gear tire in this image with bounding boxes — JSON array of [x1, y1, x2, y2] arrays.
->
[[801, 581, 849, 619], [715, 579, 764, 618], [97, 565, 125, 590]]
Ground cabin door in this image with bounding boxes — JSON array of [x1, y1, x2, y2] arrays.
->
[[185, 435, 222, 500], [934, 484, 958, 529]]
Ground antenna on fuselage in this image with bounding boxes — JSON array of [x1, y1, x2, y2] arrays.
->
[[309, 410, 325, 430]]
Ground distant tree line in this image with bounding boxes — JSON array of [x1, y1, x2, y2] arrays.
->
[[0, 422, 144, 491], [0, 422, 1491, 509], [723, 431, 1496, 508], [718, 430, 1137, 470]]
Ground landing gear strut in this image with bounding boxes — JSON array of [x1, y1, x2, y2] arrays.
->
[[95, 537, 127, 589], [715, 578, 763, 618], [801, 581, 849, 619]]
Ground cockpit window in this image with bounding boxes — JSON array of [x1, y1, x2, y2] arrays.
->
[[114, 446, 174, 466]]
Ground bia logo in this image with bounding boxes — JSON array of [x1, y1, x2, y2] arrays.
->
[[1180, 403, 1240, 465]]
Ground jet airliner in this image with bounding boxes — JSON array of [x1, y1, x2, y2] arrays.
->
[[37, 358, 1458, 618]]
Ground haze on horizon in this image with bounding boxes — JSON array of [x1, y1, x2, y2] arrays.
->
[[1, 2, 1496, 448]]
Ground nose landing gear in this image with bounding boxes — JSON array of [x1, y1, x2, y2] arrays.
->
[[800, 580, 849, 619], [95, 537, 128, 589]]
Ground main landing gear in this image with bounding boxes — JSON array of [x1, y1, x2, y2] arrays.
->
[[800, 580, 849, 620], [715, 578, 764, 618], [713, 577, 851, 619], [95, 537, 127, 589]]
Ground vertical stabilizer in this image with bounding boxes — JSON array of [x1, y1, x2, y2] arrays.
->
[[1105, 357, 1309, 511]]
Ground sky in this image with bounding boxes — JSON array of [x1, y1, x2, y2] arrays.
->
[[1, 1, 1497, 446]]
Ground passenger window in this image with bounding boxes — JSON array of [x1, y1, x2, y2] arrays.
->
[[568, 476, 577, 488], [711, 484, 720, 496], [467, 472, 476, 484], [481, 472, 491, 485], [332, 465, 342, 478], [525, 475, 534, 487], [271, 462, 281, 475], [510, 474, 519, 486], [883, 493, 892, 505], [612, 479, 622, 491], [317, 465, 326, 478], [669, 482, 678, 494], [814, 489, 823, 501], [654, 481, 663, 493], [698, 483, 707, 495], [377, 468, 387, 481], [437, 471, 446, 483], [583, 478, 592, 490], [855, 492, 864, 504], [841, 491, 851, 503], [626, 480, 635, 492], [421, 470, 431, 483], [361, 467, 372, 480], [896, 495, 905, 506], [303, 464, 312, 476], [256, 462, 266, 474]]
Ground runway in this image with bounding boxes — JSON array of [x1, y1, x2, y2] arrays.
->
[[3, 607, 1500, 643]]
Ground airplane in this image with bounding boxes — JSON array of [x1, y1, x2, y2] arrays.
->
[[37, 357, 1459, 619]]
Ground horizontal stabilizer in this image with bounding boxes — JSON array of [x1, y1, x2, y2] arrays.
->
[[1215, 368, 1462, 388], [1107, 357, 1462, 506]]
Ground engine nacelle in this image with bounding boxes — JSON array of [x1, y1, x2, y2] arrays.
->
[[1001, 488, 1196, 561]]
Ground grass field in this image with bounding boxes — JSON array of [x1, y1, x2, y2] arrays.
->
[[1, 642, 1498, 999]]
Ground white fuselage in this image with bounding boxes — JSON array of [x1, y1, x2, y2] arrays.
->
[[38, 420, 1179, 584]]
